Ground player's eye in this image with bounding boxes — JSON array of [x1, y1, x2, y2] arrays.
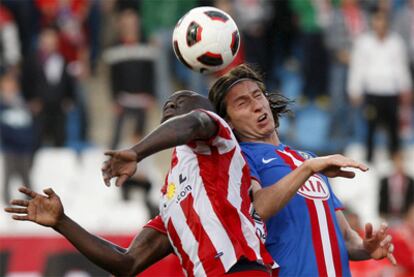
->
[[176, 96, 188, 106], [237, 101, 246, 107], [177, 99, 186, 106], [163, 102, 171, 110], [253, 91, 263, 98]]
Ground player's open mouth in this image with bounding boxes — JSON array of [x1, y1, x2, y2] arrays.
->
[[258, 113, 267, 123]]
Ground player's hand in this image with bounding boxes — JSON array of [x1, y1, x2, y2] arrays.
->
[[102, 149, 138, 187], [363, 223, 396, 265], [4, 186, 64, 228], [306, 154, 368, 178]]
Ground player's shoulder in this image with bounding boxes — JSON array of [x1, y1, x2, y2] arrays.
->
[[196, 109, 219, 118], [241, 142, 286, 166], [195, 109, 230, 129], [295, 150, 316, 160], [275, 145, 317, 162]]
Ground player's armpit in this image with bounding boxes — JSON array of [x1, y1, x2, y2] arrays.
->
[[126, 227, 173, 275], [250, 179, 262, 196]]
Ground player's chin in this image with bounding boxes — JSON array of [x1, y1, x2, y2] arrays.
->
[[256, 126, 274, 138]]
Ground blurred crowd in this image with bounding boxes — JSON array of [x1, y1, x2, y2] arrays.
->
[[0, 0, 413, 275]]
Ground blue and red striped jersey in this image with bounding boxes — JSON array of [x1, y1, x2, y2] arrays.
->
[[241, 142, 351, 277]]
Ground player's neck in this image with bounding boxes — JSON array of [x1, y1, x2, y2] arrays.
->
[[248, 131, 280, 145], [238, 130, 281, 145], [264, 131, 280, 145]]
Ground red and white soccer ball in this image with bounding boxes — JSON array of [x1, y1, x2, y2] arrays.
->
[[172, 6, 240, 74]]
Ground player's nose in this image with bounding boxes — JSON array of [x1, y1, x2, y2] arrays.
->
[[164, 101, 177, 110], [252, 97, 264, 112]]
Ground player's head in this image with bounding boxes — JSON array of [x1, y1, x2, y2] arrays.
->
[[161, 90, 215, 123], [209, 64, 290, 141]]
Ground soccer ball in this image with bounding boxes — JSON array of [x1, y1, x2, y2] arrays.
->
[[172, 6, 240, 74]]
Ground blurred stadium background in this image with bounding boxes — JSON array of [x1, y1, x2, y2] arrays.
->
[[0, 0, 413, 276]]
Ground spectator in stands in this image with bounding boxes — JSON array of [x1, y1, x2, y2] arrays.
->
[[140, 0, 208, 98], [232, 0, 273, 76], [325, 0, 367, 141], [348, 8, 412, 162], [35, 0, 89, 68], [103, 9, 157, 149], [0, 5, 21, 73], [379, 153, 414, 221], [290, 0, 331, 101], [393, 0, 414, 139], [103, 9, 158, 208], [0, 71, 34, 204], [0, 0, 35, 59], [35, 0, 92, 143], [22, 26, 75, 149], [394, 0, 414, 77]]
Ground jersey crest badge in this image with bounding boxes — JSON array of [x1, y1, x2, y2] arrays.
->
[[298, 151, 312, 160]]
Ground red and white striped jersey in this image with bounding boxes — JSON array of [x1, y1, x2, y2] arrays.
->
[[146, 110, 275, 276]]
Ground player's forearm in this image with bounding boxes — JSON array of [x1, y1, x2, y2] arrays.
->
[[253, 161, 313, 220], [53, 214, 136, 276], [131, 111, 217, 161], [344, 230, 371, 261], [336, 211, 371, 261]]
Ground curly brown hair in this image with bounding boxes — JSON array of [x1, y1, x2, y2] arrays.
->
[[208, 64, 291, 128]]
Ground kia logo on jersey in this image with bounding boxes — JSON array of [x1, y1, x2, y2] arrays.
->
[[297, 175, 330, 200]]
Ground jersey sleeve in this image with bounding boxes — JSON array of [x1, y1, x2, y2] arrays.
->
[[143, 215, 167, 234]]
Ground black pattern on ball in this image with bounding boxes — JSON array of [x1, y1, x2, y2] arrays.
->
[[204, 10, 229, 22], [186, 21, 203, 47], [231, 31, 240, 56], [197, 52, 223, 66], [173, 40, 193, 69]]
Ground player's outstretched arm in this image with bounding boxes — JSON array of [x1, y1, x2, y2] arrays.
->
[[252, 154, 368, 220], [4, 186, 173, 276], [336, 210, 396, 265], [102, 110, 218, 187]]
